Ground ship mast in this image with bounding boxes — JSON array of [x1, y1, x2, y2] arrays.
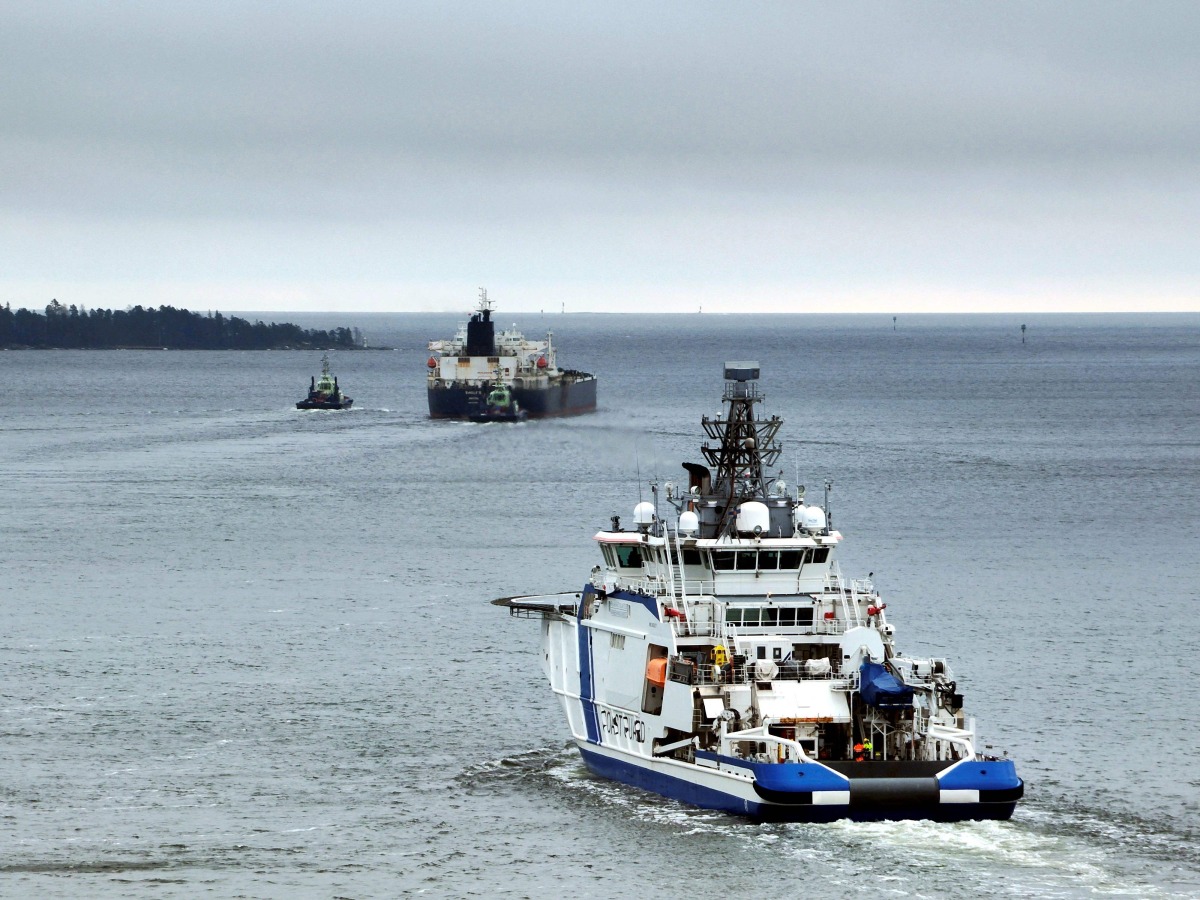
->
[[699, 362, 782, 533]]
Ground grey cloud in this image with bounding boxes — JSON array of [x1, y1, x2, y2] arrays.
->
[[8, 4, 1199, 162], [1, 1, 1197, 307]]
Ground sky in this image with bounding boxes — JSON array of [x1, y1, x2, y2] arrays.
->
[[2, 1, 1198, 315]]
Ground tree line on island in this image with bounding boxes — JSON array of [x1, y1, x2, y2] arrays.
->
[[0, 301, 362, 350]]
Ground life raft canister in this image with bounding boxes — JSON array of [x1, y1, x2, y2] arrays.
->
[[427, 356, 437, 369], [536, 356, 547, 368], [711, 645, 729, 667], [646, 657, 667, 688]]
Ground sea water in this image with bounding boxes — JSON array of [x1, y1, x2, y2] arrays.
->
[[2, 313, 1198, 898]]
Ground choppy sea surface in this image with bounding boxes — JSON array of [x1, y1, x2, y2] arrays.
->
[[2, 312, 1199, 899]]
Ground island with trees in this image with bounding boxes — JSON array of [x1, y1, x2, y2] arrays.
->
[[0, 301, 364, 350]]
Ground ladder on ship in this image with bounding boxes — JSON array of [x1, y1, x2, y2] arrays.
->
[[666, 529, 695, 632], [671, 564, 685, 597]]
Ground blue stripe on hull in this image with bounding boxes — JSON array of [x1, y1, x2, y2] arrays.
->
[[579, 747, 763, 817], [577, 585, 600, 743], [576, 747, 1019, 823]]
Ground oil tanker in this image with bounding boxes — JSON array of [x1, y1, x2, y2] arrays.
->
[[426, 290, 597, 419]]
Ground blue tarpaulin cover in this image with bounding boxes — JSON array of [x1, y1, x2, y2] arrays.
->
[[860, 661, 914, 708]]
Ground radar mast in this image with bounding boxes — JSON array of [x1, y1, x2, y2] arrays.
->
[[699, 362, 782, 533]]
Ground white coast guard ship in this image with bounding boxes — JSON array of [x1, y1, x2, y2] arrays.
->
[[497, 363, 1023, 821]]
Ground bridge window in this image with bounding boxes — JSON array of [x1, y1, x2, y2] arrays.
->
[[811, 547, 830, 564], [615, 546, 644, 568], [779, 550, 803, 569], [726, 606, 815, 628], [758, 550, 779, 569], [710, 550, 736, 571], [727, 607, 764, 625], [736, 551, 758, 571]]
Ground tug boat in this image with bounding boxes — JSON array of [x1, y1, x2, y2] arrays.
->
[[426, 289, 596, 419], [496, 363, 1023, 822], [296, 353, 353, 410], [468, 379, 527, 423]]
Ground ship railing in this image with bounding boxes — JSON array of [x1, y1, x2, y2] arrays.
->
[[812, 618, 850, 635], [720, 726, 811, 764], [912, 708, 930, 736], [620, 576, 715, 598], [728, 618, 850, 636], [849, 576, 876, 596], [835, 670, 860, 692], [667, 618, 720, 638], [720, 381, 763, 404], [669, 616, 858, 641], [926, 721, 976, 760], [670, 656, 857, 689]]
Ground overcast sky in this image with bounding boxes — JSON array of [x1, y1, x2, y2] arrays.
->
[[2, 1, 1197, 314]]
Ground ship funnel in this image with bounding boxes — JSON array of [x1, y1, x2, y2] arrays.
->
[[466, 290, 496, 356]]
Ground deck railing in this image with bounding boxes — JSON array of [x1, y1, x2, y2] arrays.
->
[[666, 613, 853, 639], [669, 655, 858, 690]]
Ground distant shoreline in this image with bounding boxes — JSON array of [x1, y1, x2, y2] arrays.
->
[[0, 302, 372, 351], [0, 345, 391, 351]]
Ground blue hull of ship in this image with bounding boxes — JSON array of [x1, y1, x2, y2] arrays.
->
[[428, 377, 596, 419], [577, 747, 1022, 823]]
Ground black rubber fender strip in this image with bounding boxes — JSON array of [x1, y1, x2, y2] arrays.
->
[[979, 783, 1025, 803], [850, 777, 939, 806], [751, 784, 814, 805]]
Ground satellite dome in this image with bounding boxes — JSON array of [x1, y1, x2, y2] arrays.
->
[[736, 501, 770, 536], [633, 502, 656, 526], [801, 505, 827, 532]]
